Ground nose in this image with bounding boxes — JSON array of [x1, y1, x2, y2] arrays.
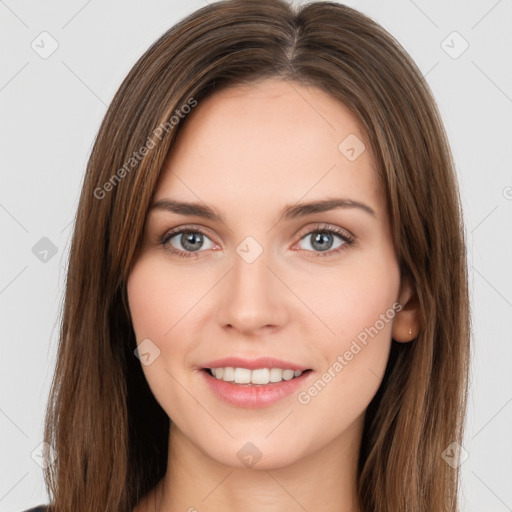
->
[[215, 246, 290, 335]]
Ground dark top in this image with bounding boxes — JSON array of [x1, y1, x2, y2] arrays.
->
[[21, 507, 48, 512]]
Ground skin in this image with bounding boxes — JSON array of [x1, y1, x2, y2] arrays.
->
[[128, 78, 419, 512]]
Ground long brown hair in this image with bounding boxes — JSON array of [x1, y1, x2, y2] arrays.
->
[[42, 1, 470, 510]]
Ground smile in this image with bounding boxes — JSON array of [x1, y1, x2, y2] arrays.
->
[[201, 367, 314, 408], [205, 367, 310, 385]]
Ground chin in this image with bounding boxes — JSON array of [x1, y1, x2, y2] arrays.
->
[[205, 436, 308, 471]]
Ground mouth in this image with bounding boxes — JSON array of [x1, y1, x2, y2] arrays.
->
[[202, 367, 313, 386], [200, 366, 314, 408]]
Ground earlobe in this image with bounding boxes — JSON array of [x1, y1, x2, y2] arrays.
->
[[392, 276, 420, 343]]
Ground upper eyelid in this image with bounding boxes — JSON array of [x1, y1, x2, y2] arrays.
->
[[161, 223, 217, 241], [296, 223, 353, 239]]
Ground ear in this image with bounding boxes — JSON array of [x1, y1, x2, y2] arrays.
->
[[392, 275, 420, 343]]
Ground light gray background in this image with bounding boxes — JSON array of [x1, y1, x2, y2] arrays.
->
[[1, 0, 511, 511]]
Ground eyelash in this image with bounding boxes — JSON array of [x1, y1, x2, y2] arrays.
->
[[159, 225, 355, 258], [159, 223, 355, 259]]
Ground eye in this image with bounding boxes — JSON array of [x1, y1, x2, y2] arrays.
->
[[295, 224, 355, 257], [159, 225, 217, 259], [159, 223, 355, 259]]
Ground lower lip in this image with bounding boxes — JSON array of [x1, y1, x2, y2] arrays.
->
[[200, 369, 313, 408]]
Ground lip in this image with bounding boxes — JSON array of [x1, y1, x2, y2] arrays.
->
[[199, 356, 311, 372], [200, 368, 314, 408]]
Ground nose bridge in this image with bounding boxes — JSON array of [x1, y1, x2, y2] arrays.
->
[[216, 236, 288, 332]]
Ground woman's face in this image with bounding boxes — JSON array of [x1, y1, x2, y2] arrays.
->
[[127, 78, 409, 470]]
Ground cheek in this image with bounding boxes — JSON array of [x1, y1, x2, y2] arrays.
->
[[293, 244, 400, 344], [126, 258, 185, 378], [127, 256, 201, 341], [291, 246, 400, 414], [127, 263, 167, 340], [126, 255, 213, 375], [126, 258, 192, 416]]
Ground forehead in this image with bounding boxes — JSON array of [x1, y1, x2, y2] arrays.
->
[[154, 78, 383, 220]]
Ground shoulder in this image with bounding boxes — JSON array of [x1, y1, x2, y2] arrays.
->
[[20, 506, 49, 512]]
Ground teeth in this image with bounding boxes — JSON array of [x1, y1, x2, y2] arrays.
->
[[282, 369, 295, 381], [251, 368, 270, 384], [209, 367, 304, 385], [234, 367, 252, 384], [220, 367, 233, 381], [213, 367, 224, 379], [269, 368, 283, 382]]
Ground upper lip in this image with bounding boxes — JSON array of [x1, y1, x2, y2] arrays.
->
[[200, 356, 311, 371]]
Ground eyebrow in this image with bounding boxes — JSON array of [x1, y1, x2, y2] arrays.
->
[[150, 197, 376, 223]]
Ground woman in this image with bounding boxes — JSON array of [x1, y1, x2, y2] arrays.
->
[[27, 0, 470, 510]]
